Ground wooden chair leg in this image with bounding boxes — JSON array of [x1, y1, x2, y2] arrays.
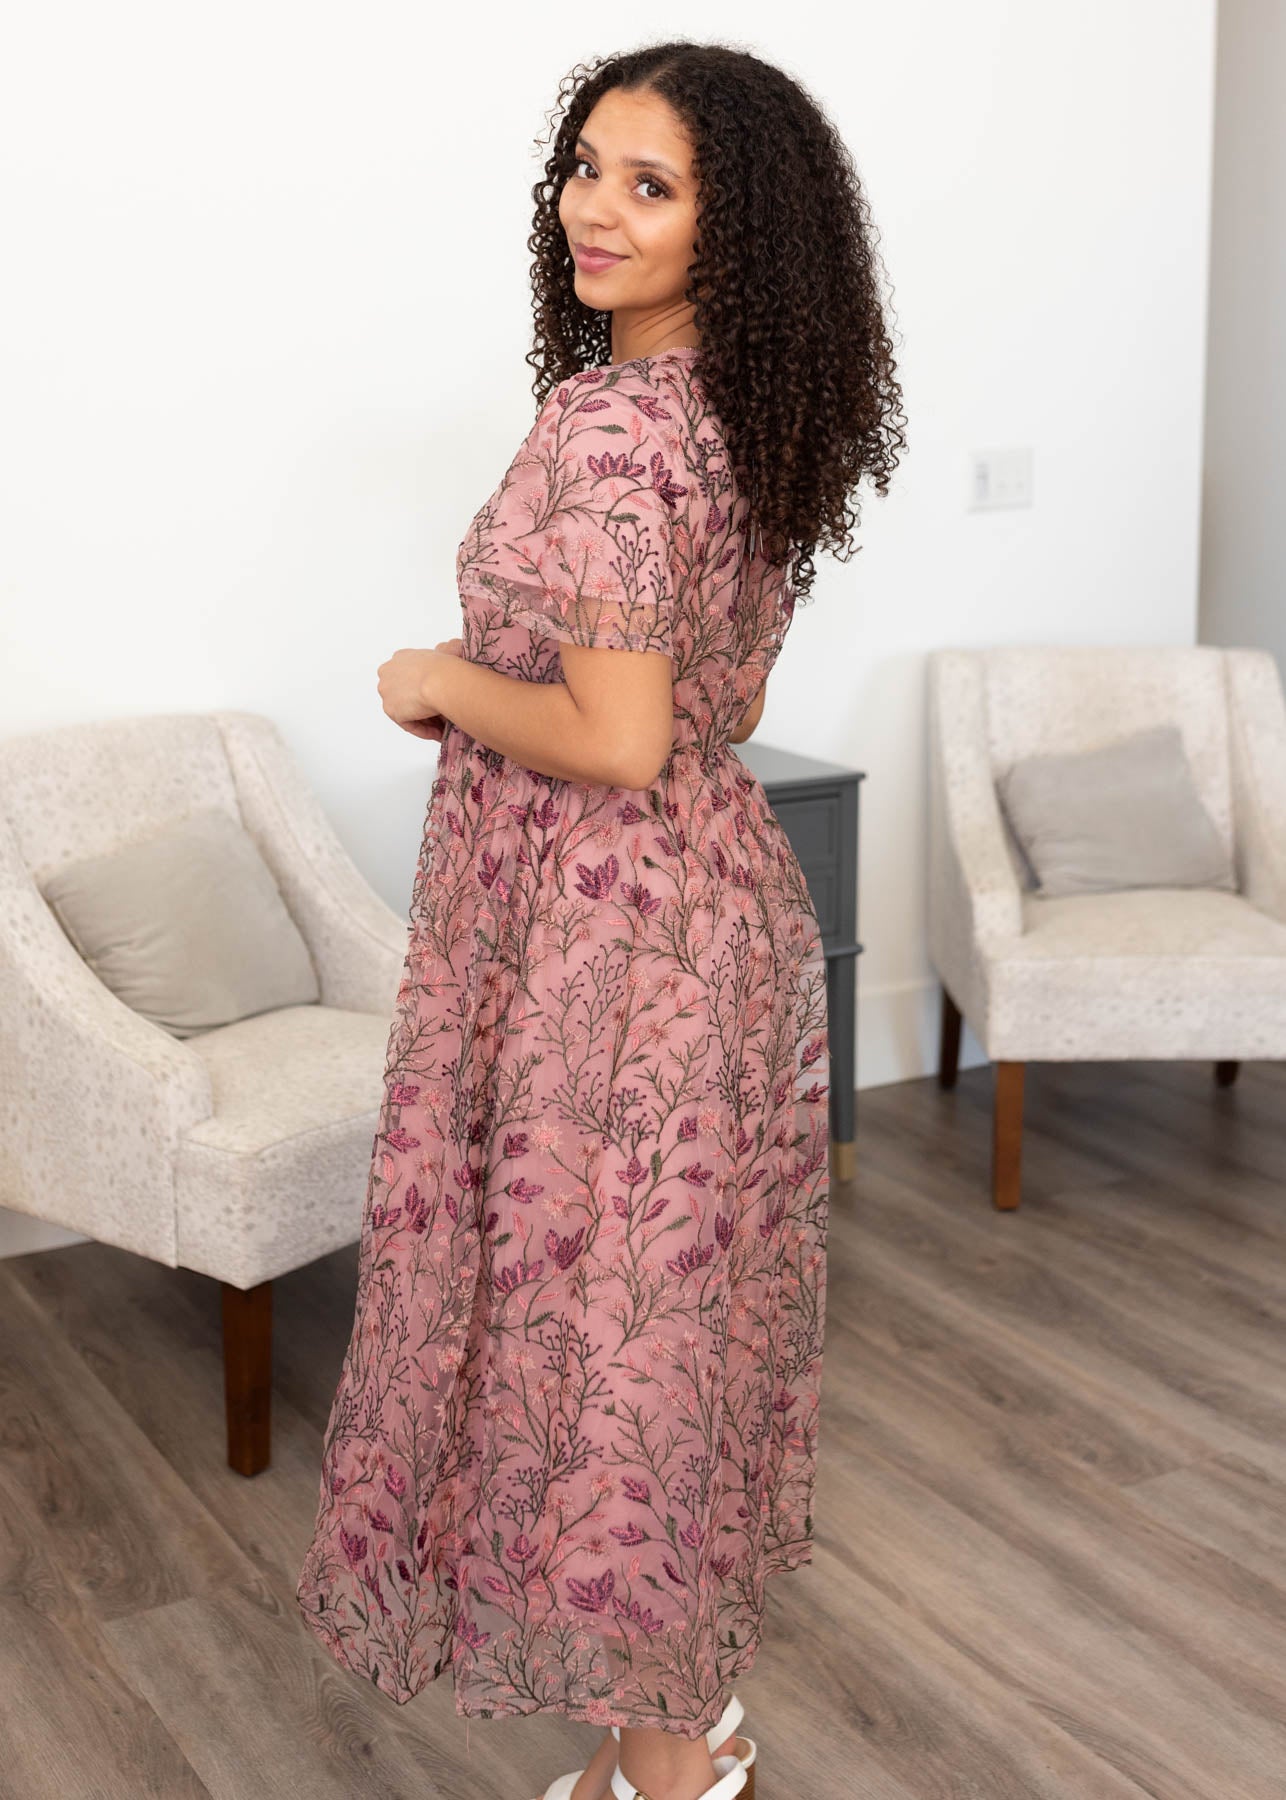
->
[[938, 986, 962, 1088], [992, 1062, 1025, 1210], [221, 1278, 273, 1476], [1214, 1060, 1240, 1087]]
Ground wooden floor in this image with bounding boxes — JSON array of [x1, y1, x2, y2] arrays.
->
[[2, 1056, 1285, 1798]]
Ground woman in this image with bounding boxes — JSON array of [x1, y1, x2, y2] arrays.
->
[[295, 38, 905, 1800]]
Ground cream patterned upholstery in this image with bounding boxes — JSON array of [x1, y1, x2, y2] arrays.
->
[[926, 646, 1286, 1203], [0, 712, 408, 1290]]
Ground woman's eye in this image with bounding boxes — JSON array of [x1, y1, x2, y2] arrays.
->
[[572, 157, 669, 199]]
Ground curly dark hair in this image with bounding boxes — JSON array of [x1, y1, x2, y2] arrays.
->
[[526, 38, 908, 603]]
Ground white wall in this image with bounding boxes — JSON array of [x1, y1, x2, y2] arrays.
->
[[1198, 0, 1286, 671], [0, 1, 1218, 1256]]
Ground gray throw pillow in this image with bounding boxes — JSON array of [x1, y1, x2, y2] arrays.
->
[[995, 723, 1236, 898], [43, 807, 320, 1037]]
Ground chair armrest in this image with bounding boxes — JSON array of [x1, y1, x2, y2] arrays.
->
[[1226, 649, 1286, 926], [927, 654, 1024, 1017], [214, 712, 410, 1014], [0, 816, 212, 1263]]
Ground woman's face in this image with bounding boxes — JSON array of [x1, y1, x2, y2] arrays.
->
[[558, 86, 699, 349]]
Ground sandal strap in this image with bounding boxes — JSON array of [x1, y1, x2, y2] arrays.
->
[[714, 1693, 745, 1744]]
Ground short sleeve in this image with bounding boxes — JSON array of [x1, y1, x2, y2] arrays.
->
[[459, 371, 689, 654]]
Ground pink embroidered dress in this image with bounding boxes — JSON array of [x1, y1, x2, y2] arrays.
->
[[295, 344, 831, 1739]]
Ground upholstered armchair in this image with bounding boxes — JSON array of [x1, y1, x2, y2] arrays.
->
[[0, 712, 410, 1473], [927, 646, 1286, 1209]]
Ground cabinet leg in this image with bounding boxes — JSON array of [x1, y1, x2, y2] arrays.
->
[[825, 952, 857, 1152]]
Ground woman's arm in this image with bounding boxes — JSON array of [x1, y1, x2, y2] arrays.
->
[[728, 677, 767, 744], [388, 640, 673, 789]]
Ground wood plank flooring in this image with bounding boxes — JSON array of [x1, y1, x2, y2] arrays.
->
[[1, 1056, 1284, 1798]]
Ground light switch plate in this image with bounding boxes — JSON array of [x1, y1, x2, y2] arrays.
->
[[969, 448, 1034, 510]]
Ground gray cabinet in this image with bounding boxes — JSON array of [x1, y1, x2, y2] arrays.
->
[[736, 741, 863, 1183]]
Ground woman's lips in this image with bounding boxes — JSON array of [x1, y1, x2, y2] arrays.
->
[[574, 244, 627, 272]]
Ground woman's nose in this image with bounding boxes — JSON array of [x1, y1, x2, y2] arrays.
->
[[575, 193, 621, 232]]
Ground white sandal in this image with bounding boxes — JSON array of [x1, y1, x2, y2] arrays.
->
[[611, 1751, 746, 1800], [539, 1694, 757, 1800]]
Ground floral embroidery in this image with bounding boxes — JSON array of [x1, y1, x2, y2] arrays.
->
[[296, 348, 830, 1741]]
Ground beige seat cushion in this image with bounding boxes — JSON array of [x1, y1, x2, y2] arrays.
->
[[175, 1002, 394, 1286], [985, 886, 1286, 1059], [42, 807, 320, 1037]]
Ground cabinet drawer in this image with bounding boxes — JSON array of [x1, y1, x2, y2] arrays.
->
[[771, 794, 839, 864]]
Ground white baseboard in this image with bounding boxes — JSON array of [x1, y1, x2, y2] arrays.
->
[[855, 970, 989, 1090]]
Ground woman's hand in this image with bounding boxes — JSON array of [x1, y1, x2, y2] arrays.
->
[[377, 638, 464, 741]]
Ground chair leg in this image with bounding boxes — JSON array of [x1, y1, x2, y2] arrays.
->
[[1214, 1060, 1240, 1087], [938, 986, 962, 1088], [992, 1062, 1025, 1210], [221, 1278, 273, 1476]]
